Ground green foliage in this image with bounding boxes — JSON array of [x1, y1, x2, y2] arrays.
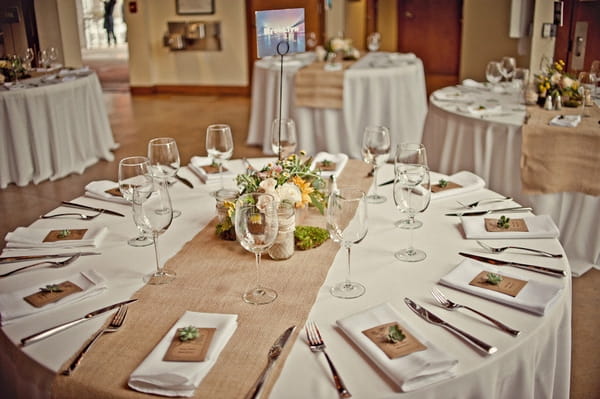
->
[[486, 272, 503, 285], [387, 325, 406, 343], [179, 326, 200, 342], [294, 225, 329, 250]]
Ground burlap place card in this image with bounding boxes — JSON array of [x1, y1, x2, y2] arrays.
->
[[163, 327, 216, 362], [316, 161, 337, 171], [202, 165, 229, 174], [484, 218, 529, 232], [362, 322, 427, 360], [430, 181, 462, 193], [23, 281, 83, 308], [43, 229, 88, 242], [104, 187, 123, 197], [469, 271, 527, 297]]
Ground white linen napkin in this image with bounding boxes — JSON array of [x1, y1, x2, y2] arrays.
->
[[418, 171, 486, 200], [439, 259, 563, 315], [461, 214, 559, 239], [5, 226, 108, 249], [461, 79, 487, 89], [84, 180, 130, 204], [128, 311, 238, 397], [459, 104, 503, 116], [0, 270, 107, 325], [188, 156, 234, 184], [432, 89, 473, 103], [310, 152, 349, 178], [336, 303, 458, 392], [549, 114, 581, 127]]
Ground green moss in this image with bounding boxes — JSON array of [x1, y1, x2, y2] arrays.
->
[[294, 225, 329, 250]]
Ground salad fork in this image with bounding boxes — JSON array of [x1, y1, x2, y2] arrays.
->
[[477, 240, 562, 258], [41, 211, 104, 220], [0, 254, 80, 278], [457, 196, 512, 208], [306, 322, 352, 398], [431, 288, 520, 336]]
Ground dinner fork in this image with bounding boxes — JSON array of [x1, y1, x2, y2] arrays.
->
[[305, 322, 352, 398], [431, 288, 520, 336], [62, 305, 128, 375], [477, 240, 563, 258], [457, 196, 512, 208], [41, 210, 104, 220], [0, 254, 80, 278]]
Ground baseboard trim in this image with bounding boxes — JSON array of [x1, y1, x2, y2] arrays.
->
[[129, 85, 249, 96]]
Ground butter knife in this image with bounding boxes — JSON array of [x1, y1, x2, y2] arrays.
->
[[0, 252, 101, 265], [459, 252, 566, 277], [21, 299, 138, 346], [445, 206, 532, 216], [174, 173, 194, 189], [61, 201, 125, 217], [404, 297, 497, 355], [245, 325, 296, 399]]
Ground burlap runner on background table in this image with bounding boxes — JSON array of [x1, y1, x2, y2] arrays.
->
[[294, 60, 356, 109], [521, 104, 600, 196], [52, 160, 372, 398]]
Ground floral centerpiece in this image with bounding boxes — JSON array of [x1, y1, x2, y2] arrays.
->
[[321, 37, 360, 61], [535, 59, 582, 106], [0, 57, 26, 83]]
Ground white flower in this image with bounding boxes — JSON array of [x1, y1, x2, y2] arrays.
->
[[259, 178, 280, 202], [560, 76, 574, 89], [330, 38, 348, 52], [550, 72, 561, 85], [277, 182, 302, 205]]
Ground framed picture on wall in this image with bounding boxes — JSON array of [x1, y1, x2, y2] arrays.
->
[[176, 0, 215, 15]]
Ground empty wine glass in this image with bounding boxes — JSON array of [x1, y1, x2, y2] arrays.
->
[[394, 143, 428, 229], [148, 137, 182, 217], [367, 32, 381, 52], [393, 165, 430, 262], [361, 126, 391, 204], [271, 118, 297, 160], [23, 48, 34, 70], [235, 193, 279, 305], [500, 56, 516, 82], [118, 156, 153, 247], [132, 177, 175, 285], [590, 60, 600, 98], [327, 187, 368, 299], [38, 49, 49, 69], [47, 47, 58, 66], [485, 61, 503, 86], [512, 67, 529, 105], [205, 124, 234, 195]]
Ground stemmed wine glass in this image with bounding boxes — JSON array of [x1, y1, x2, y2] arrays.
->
[[361, 126, 391, 204], [9, 55, 21, 83], [394, 143, 428, 228], [132, 177, 175, 284], [271, 118, 297, 160], [148, 137, 182, 217], [590, 60, 600, 98], [500, 56, 516, 82], [118, 156, 153, 247], [327, 187, 368, 299], [393, 164, 431, 262], [205, 124, 234, 195], [485, 61, 503, 87], [38, 49, 49, 69], [235, 193, 279, 305], [47, 47, 58, 67], [23, 48, 34, 70], [367, 32, 381, 52]]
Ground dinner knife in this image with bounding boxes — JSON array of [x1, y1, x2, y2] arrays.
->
[[378, 178, 394, 187], [245, 325, 296, 399], [20, 299, 138, 346], [459, 252, 566, 277], [174, 173, 194, 189], [0, 252, 101, 265], [445, 206, 532, 216], [61, 201, 125, 217], [404, 297, 497, 355]]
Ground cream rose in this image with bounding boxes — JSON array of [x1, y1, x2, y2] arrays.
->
[[560, 76, 574, 89], [276, 182, 302, 205], [259, 178, 280, 202]]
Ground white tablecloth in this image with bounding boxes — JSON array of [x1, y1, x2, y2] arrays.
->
[[247, 52, 428, 159], [0, 72, 117, 189], [422, 85, 600, 276], [0, 160, 570, 399]]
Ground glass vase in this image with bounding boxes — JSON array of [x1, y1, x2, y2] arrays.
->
[[268, 202, 295, 260]]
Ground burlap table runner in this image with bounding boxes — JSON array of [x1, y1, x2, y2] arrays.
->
[[51, 160, 371, 398], [294, 60, 356, 109], [521, 104, 600, 196]]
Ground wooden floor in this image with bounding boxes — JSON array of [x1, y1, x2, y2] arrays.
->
[[1, 88, 598, 398]]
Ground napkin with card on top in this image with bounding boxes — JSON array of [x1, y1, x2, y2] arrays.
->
[[5, 226, 108, 249], [85, 180, 130, 204]]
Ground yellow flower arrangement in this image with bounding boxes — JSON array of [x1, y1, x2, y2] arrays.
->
[[535, 59, 581, 104]]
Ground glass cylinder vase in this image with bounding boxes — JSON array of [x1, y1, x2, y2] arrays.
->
[[268, 202, 295, 260], [215, 189, 239, 241]]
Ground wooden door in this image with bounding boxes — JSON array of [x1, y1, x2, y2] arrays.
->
[[554, 0, 600, 72], [397, 0, 462, 95]]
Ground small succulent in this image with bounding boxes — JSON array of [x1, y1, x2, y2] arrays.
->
[[386, 325, 406, 344], [57, 229, 71, 238], [496, 215, 511, 229], [486, 272, 503, 285], [40, 284, 63, 293], [179, 326, 200, 342], [438, 179, 449, 188], [321, 159, 333, 166]]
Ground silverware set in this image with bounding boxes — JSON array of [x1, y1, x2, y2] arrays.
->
[[477, 240, 562, 258], [41, 211, 104, 220], [0, 253, 80, 278]]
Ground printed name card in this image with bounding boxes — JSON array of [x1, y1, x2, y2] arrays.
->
[[24, 281, 83, 308], [163, 327, 216, 362], [316, 161, 337, 171], [484, 218, 529, 232], [202, 165, 228, 174], [430, 181, 462, 193], [469, 271, 527, 297], [362, 322, 427, 359], [104, 187, 123, 197], [43, 229, 88, 242]]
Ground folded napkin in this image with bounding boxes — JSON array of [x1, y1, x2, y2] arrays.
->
[[351, 52, 416, 69], [85, 180, 130, 204], [5, 226, 108, 249], [418, 171, 486, 200], [461, 79, 487, 89], [129, 311, 238, 397], [310, 152, 349, 178], [58, 66, 90, 77], [462, 214, 559, 239], [337, 303, 458, 392], [439, 259, 563, 315], [460, 104, 503, 116], [0, 270, 107, 325], [188, 156, 234, 184], [432, 89, 473, 103], [549, 114, 581, 128]]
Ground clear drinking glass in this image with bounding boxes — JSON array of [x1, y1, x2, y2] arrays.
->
[[327, 187, 368, 299], [205, 124, 234, 195], [235, 193, 279, 305], [590, 60, 600, 98], [394, 143, 428, 228], [118, 156, 153, 247], [271, 118, 297, 160], [361, 126, 391, 204], [47, 47, 58, 66], [393, 165, 430, 262], [132, 177, 175, 285], [38, 50, 49, 69], [23, 48, 34, 70], [485, 61, 503, 86], [148, 137, 182, 217], [367, 32, 381, 52], [500, 56, 516, 82]]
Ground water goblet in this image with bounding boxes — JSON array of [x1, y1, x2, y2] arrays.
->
[[235, 193, 279, 305], [148, 137, 182, 217], [485, 61, 503, 87], [23, 48, 34, 70], [38, 49, 49, 69], [118, 156, 153, 247], [367, 32, 381, 52], [132, 177, 175, 285], [500, 56, 516, 82], [271, 118, 297, 160], [393, 142, 427, 228], [327, 187, 368, 299], [47, 47, 58, 66], [361, 126, 391, 204], [393, 165, 430, 262], [590, 60, 600, 98], [205, 124, 234, 196]]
